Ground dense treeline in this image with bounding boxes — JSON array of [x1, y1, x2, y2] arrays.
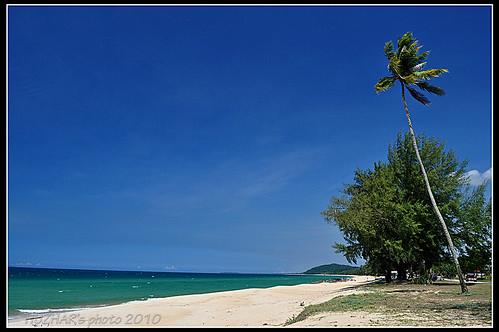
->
[[323, 133, 491, 282]]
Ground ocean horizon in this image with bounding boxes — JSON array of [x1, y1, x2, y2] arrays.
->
[[8, 266, 350, 318]]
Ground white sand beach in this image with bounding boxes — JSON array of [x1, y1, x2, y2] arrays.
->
[[10, 276, 377, 327]]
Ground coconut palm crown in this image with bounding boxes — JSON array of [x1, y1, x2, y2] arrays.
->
[[375, 32, 448, 105]]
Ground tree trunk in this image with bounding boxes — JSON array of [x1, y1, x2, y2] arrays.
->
[[401, 84, 468, 293], [397, 265, 407, 281], [385, 270, 392, 283]]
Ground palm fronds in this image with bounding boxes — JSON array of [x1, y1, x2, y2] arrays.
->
[[406, 85, 430, 105], [415, 82, 445, 96], [384, 41, 395, 60], [375, 76, 396, 93], [374, 32, 448, 105], [413, 69, 449, 80]]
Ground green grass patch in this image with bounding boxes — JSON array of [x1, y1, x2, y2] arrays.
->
[[284, 281, 492, 326], [284, 292, 384, 325]]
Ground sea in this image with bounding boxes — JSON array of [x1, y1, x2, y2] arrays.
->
[[8, 267, 349, 318]]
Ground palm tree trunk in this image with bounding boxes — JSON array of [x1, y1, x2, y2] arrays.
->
[[401, 84, 468, 294]]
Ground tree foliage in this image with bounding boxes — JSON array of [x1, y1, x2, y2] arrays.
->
[[322, 133, 491, 280], [455, 182, 492, 273]]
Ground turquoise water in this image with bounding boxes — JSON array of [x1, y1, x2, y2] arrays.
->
[[8, 267, 349, 316]]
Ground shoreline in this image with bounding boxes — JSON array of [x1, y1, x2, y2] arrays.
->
[[9, 275, 376, 327], [8, 274, 355, 320]]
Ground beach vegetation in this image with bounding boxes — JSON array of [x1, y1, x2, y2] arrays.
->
[[372, 32, 468, 292], [322, 133, 491, 287], [285, 282, 491, 326]]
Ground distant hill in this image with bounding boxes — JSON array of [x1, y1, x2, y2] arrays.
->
[[304, 263, 362, 275]]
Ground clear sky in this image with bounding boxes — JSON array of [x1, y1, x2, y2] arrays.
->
[[8, 5, 492, 273]]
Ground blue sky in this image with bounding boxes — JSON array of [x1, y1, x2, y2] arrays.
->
[[8, 6, 492, 273]]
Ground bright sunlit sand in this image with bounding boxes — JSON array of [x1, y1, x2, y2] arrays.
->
[[11, 276, 376, 327]]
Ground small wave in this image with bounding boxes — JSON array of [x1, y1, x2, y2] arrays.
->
[[131, 285, 139, 288], [17, 307, 88, 314]]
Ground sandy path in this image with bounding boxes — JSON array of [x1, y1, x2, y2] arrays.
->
[[10, 276, 376, 327], [289, 311, 387, 327]]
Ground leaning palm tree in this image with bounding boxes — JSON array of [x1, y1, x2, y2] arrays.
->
[[374, 32, 468, 293]]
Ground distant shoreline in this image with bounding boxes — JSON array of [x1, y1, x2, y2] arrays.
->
[[9, 266, 360, 276]]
